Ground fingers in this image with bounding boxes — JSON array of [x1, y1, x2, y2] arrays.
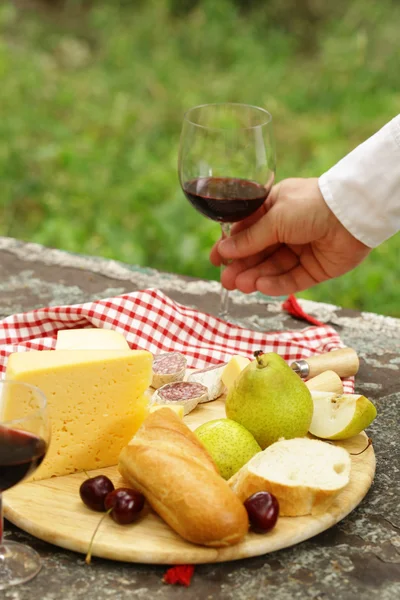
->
[[210, 201, 271, 267], [255, 266, 319, 296], [234, 246, 300, 293], [229, 201, 269, 234], [209, 183, 280, 267], [218, 203, 279, 260], [220, 251, 270, 291], [224, 245, 324, 296], [210, 240, 223, 267]]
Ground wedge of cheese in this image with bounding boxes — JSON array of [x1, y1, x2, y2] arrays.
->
[[221, 355, 251, 390], [56, 328, 129, 350], [3, 349, 153, 480]]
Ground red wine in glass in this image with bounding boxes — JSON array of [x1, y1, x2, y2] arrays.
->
[[183, 177, 269, 223], [0, 426, 47, 492], [178, 103, 276, 318]]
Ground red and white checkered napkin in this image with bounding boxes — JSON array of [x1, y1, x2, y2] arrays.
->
[[0, 288, 354, 392]]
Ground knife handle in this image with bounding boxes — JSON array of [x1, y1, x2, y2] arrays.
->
[[306, 348, 359, 379], [305, 370, 343, 394]]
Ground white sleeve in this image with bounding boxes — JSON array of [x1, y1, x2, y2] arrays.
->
[[318, 114, 400, 248]]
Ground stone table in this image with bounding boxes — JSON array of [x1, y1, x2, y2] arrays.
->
[[0, 236, 399, 600]]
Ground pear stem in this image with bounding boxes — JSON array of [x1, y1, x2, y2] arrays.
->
[[254, 350, 264, 367], [85, 508, 113, 565]]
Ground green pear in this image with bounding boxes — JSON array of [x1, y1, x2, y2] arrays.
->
[[309, 391, 377, 440], [194, 418, 261, 480], [225, 352, 313, 449]]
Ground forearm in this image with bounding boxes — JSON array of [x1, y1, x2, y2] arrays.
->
[[318, 114, 400, 248]]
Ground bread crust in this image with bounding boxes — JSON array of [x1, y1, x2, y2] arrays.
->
[[118, 407, 249, 547], [229, 438, 351, 516], [230, 470, 344, 516]]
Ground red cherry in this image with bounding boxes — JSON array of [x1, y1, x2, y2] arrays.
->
[[84, 483, 146, 564], [104, 488, 145, 524], [244, 491, 279, 532], [79, 475, 115, 511]]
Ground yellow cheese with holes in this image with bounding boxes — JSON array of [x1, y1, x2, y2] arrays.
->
[[149, 404, 184, 419], [221, 355, 251, 390], [3, 349, 153, 480], [56, 328, 129, 350]]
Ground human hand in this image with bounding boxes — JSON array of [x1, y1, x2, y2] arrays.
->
[[210, 178, 371, 296]]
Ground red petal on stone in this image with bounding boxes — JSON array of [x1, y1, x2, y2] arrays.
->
[[163, 564, 195, 587], [282, 294, 324, 327]]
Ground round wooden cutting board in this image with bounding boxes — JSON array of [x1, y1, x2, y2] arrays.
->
[[3, 400, 376, 565]]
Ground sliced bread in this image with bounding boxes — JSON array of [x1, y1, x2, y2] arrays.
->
[[228, 437, 351, 516]]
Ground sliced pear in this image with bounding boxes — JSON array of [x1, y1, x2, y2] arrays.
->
[[309, 391, 377, 440]]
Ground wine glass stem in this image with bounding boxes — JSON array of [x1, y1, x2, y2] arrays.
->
[[0, 492, 3, 545], [219, 222, 232, 318]]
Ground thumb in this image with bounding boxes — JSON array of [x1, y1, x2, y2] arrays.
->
[[218, 205, 279, 260], [218, 210, 279, 259]]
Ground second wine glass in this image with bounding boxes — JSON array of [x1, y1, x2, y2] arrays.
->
[[178, 103, 276, 318], [0, 381, 50, 590]]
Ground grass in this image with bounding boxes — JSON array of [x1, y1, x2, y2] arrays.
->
[[0, 0, 399, 316]]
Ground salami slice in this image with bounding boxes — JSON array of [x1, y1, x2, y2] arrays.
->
[[150, 381, 208, 415], [151, 352, 187, 389], [187, 364, 226, 402]]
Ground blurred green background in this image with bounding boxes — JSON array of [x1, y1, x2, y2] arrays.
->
[[0, 0, 398, 316]]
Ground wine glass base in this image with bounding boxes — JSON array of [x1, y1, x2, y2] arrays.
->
[[0, 541, 42, 590]]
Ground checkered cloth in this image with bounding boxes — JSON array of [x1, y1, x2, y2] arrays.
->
[[0, 288, 354, 392]]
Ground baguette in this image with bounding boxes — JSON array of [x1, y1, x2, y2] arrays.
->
[[118, 407, 249, 547], [229, 437, 351, 516]]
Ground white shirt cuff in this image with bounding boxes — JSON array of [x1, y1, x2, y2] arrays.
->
[[318, 115, 400, 248]]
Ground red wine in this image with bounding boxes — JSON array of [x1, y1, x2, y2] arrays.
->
[[0, 426, 47, 491], [183, 177, 270, 223]]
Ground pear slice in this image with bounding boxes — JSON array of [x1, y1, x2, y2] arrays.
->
[[309, 391, 377, 440]]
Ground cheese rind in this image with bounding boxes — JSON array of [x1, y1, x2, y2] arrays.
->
[[187, 364, 226, 402], [4, 349, 153, 480], [56, 328, 129, 350], [221, 356, 251, 390]]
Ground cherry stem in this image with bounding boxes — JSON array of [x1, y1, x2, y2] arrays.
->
[[85, 508, 113, 565], [83, 470, 91, 479], [350, 437, 373, 456]]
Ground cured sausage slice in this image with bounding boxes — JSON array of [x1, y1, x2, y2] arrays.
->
[[150, 381, 208, 415], [151, 352, 187, 389]]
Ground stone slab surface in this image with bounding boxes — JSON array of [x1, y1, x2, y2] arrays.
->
[[0, 236, 399, 600]]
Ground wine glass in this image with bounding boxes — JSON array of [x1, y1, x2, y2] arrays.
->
[[178, 102, 276, 319], [0, 381, 50, 590]]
